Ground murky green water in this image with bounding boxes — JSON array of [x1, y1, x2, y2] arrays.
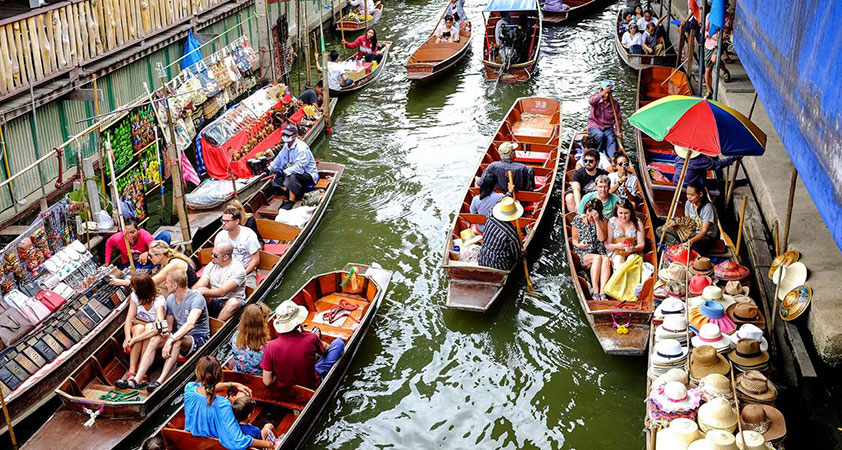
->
[[271, 1, 648, 448]]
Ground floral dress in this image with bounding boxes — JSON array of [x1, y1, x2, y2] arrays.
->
[[229, 331, 264, 376], [572, 214, 607, 259]]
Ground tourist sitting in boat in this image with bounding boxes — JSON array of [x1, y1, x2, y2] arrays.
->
[[347, 0, 376, 18], [479, 142, 535, 193], [621, 22, 645, 55], [229, 304, 269, 376], [228, 199, 264, 246], [571, 198, 611, 300], [577, 175, 620, 219], [643, 22, 665, 56], [633, 5, 644, 22], [605, 199, 645, 270], [317, 50, 353, 89], [636, 9, 660, 32], [103, 216, 155, 269], [123, 270, 210, 393], [471, 173, 506, 233], [445, 0, 467, 24], [183, 356, 275, 449], [619, 11, 635, 35], [268, 124, 320, 207], [216, 206, 261, 290], [261, 300, 345, 389], [116, 274, 166, 389], [622, 0, 641, 18], [565, 148, 608, 212], [193, 243, 247, 321], [109, 240, 198, 289], [588, 81, 624, 159], [608, 153, 639, 204], [435, 15, 461, 43], [232, 396, 276, 442], [659, 180, 721, 253], [298, 85, 323, 107], [343, 28, 383, 63], [477, 197, 524, 270], [573, 135, 611, 171], [672, 145, 738, 189]]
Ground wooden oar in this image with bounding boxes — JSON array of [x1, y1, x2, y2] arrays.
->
[[508, 171, 534, 292], [734, 195, 747, 263], [729, 361, 748, 450], [608, 90, 625, 151]]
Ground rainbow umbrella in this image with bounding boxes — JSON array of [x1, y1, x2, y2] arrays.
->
[[629, 95, 766, 156]]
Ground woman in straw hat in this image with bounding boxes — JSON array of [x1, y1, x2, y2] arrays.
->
[[477, 197, 525, 271], [571, 198, 611, 300]]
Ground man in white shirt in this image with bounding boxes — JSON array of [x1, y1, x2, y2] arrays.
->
[[193, 242, 246, 321], [636, 9, 659, 31], [317, 50, 352, 90], [214, 206, 261, 290]]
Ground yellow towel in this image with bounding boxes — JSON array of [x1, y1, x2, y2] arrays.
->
[[603, 254, 643, 302]]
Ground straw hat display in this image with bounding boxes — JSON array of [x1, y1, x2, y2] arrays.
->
[[767, 249, 800, 281], [734, 431, 774, 450], [714, 260, 750, 281], [780, 284, 812, 321], [689, 346, 730, 381], [666, 245, 699, 266], [650, 339, 689, 379], [652, 368, 689, 390], [740, 404, 786, 443], [726, 303, 766, 330], [648, 381, 703, 425], [689, 286, 737, 309], [655, 418, 703, 450], [689, 274, 714, 296], [660, 262, 689, 282], [692, 323, 732, 353], [735, 370, 778, 405], [688, 430, 740, 450], [724, 280, 750, 297], [698, 373, 732, 402], [689, 300, 737, 335], [771, 261, 807, 300], [732, 294, 756, 306], [729, 324, 769, 352], [656, 315, 690, 343], [689, 257, 715, 277], [655, 296, 686, 319], [697, 397, 739, 433], [728, 339, 770, 373]]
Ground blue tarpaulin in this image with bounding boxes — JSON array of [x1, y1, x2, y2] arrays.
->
[[708, 0, 725, 37], [734, 0, 842, 250], [483, 0, 537, 13], [181, 30, 203, 71]]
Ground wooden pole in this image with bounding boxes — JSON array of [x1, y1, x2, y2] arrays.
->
[[729, 361, 748, 450], [303, 0, 312, 86], [93, 76, 108, 201], [725, 158, 741, 208], [608, 91, 624, 151], [747, 92, 759, 119], [770, 264, 785, 348], [773, 220, 780, 256], [339, 10, 347, 58], [782, 167, 797, 253], [712, 29, 724, 100], [0, 124, 19, 213], [734, 195, 747, 264], [508, 171, 533, 292], [104, 135, 136, 274], [255, 0, 273, 81], [0, 385, 17, 450], [76, 143, 92, 249], [321, 47, 332, 129]]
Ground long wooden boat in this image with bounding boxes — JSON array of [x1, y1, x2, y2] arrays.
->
[[541, 0, 608, 25], [151, 263, 393, 450], [635, 66, 720, 221], [613, 8, 677, 70], [329, 41, 392, 96], [405, 8, 472, 82], [22, 162, 345, 450], [560, 130, 656, 355], [443, 97, 561, 312], [335, 3, 384, 34], [482, 0, 543, 83]]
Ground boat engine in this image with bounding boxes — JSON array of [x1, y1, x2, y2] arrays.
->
[[498, 24, 525, 66]]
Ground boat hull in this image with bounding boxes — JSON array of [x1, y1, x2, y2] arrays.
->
[[335, 4, 384, 34], [613, 7, 677, 70], [482, 6, 543, 83], [329, 42, 392, 96], [406, 21, 472, 82]]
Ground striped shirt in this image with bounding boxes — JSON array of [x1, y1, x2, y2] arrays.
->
[[477, 216, 522, 270]]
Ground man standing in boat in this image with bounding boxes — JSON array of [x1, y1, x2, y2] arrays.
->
[[268, 124, 320, 207], [445, 0, 467, 25], [478, 142, 535, 193], [587, 81, 625, 159]]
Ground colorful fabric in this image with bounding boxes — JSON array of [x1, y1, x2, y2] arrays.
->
[[229, 331, 264, 376], [181, 151, 201, 186], [604, 254, 643, 301], [183, 382, 254, 450]]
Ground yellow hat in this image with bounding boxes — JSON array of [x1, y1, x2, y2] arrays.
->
[[674, 145, 702, 159], [459, 228, 483, 246], [492, 196, 524, 222]]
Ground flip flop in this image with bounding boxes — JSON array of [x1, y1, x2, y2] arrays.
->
[[146, 381, 161, 393]]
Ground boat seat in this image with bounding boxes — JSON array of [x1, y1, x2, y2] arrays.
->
[[263, 243, 292, 257], [124, 345, 189, 363], [515, 150, 550, 164], [535, 175, 547, 189]]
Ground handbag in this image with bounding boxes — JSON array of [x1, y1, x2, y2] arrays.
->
[[22, 297, 51, 323], [0, 303, 35, 346], [37, 290, 66, 312]]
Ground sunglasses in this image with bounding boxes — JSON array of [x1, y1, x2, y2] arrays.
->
[[584, 159, 596, 164], [221, 218, 237, 224], [211, 252, 219, 258], [617, 162, 630, 167]]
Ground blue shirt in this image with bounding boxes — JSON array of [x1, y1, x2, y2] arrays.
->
[[183, 382, 254, 450], [268, 138, 319, 184], [673, 155, 736, 188], [239, 423, 262, 440]]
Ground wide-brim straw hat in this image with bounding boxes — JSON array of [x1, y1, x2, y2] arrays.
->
[[659, 261, 689, 282], [724, 280, 750, 296], [690, 345, 730, 380], [780, 284, 811, 321], [497, 141, 519, 157], [675, 145, 702, 160], [692, 323, 732, 352], [688, 430, 740, 450], [730, 324, 769, 352], [272, 300, 309, 333], [697, 397, 739, 433], [735, 370, 778, 404], [689, 286, 736, 310], [772, 261, 807, 300], [714, 260, 750, 281], [656, 418, 702, 450], [651, 338, 689, 366], [728, 339, 770, 368], [492, 196, 524, 222], [726, 303, 766, 329], [740, 404, 786, 443], [767, 250, 800, 281], [699, 373, 732, 401], [689, 257, 715, 276], [735, 431, 774, 450]]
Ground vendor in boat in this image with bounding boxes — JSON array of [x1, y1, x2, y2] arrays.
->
[[479, 142, 535, 193], [565, 148, 608, 212], [126, 270, 211, 393], [470, 173, 506, 232], [659, 180, 721, 253], [261, 300, 345, 389], [477, 197, 524, 270], [577, 175, 620, 219], [229, 304, 270, 376], [344, 28, 383, 63], [110, 240, 198, 289], [183, 356, 275, 449], [193, 242, 247, 321], [672, 145, 738, 189], [115, 274, 165, 389], [316, 50, 353, 90], [268, 124, 320, 206], [605, 198, 645, 269], [216, 206, 262, 289], [588, 81, 625, 159], [347, 0, 376, 18], [571, 198, 611, 300], [621, 21, 645, 55], [445, 0, 467, 24], [435, 15, 461, 43], [298, 85, 323, 106], [608, 153, 639, 204], [103, 216, 155, 269]]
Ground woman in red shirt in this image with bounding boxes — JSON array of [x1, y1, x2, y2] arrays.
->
[[343, 28, 382, 63]]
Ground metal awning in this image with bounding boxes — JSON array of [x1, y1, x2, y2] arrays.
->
[[483, 0, 537, 13]]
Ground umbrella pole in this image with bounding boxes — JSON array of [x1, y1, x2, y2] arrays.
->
[[724, 158, 741, 208], [712, 29, 724, 100], [734, 195, 747, 264], [658, 155, 690, 246], [782, 167, 798, 253], [509, 171, 533, 292]]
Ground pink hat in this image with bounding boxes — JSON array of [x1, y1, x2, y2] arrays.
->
[[689, 274, 713, 296]]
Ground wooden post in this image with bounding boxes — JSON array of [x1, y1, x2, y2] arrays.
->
[[782, 167, 797, 253], [658, 154, 690, 246], [303, 0, 312, 86], [773, 220, 779, 256], [322, 51, 332, 129], [608, 91, 624, 151], [104, 135, 136, 274], [697, 0, 706, 96], [0, 123, 19, 213], [735, 195, 747, 264], [255, 0, 273, 81], [747, 92, 759, 119], [93, 76, 107, 200], [712, 28, 724, 100], [0, 385, 17, 450], [725, 158, 741, 207]]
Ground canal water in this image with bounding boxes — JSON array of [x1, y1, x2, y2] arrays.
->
[[274, 1, 647, 448]]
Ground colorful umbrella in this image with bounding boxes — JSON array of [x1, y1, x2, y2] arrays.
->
[[629, 95, 767, 157]]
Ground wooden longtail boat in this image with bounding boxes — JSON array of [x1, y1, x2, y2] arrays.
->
[[22, 162, 345, 450], [635, 67, 720, 221], [482, 0, 543, 83], [541, 0, 609, 25], [560, 130, 655, 355], [443, 97, 561, 312], [613, 8, 677, 70], [405, 7, 472, 82], [329, 42, 392, 96], [335, 3, 384, 35], [151, 263, 393, 450]]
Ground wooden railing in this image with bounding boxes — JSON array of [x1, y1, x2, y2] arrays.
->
[[0, 0, 228, 97]]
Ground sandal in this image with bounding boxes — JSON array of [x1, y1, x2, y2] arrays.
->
[[116, 378, 141, 390], [146, 381, 162, 393]]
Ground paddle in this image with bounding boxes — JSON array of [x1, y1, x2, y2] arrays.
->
[[608, 90, 625, 153], [508, 171, 534, 292]]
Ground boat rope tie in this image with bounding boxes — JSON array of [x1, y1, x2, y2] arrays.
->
[[99, 389, 141, 402], [612, 313, 631, 335], [81, 405, 105, 427], [326, 299, 360, 325]]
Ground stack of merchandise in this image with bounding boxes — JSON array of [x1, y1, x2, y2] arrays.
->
[[728, 339, 770, 374], [691, 323, 733, 354], [655, 315, 689, 345], [649, 339, 689, 379], [648, 381, 702, 426]]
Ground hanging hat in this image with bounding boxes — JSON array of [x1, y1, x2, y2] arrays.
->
[[726, 303, 766, 329], [728, 339, 770, 370], [272, 300, 309, 334], [767, 250, 800, 281], [690, 346, 730, 381], [666, 245, 699, 266], [735, 370, 777, 405], [497, 141, 519, 157], [655, 296, 685, 318], [659, 262, 689, 282], [740, 404, 786, 443], [652, 368, 689, 390], [655, 418, 702, 450], [697, 397, 739, 433], [772, 261, 807, 300], [687, 430, 740, 450], [674, 145, 702, 160], [689, 300, 736, 335], [656, 315, 689, 342], [692, 323, 732, 352], [649, 381, 702, 414], [689, 286, 737, 310], [689, 257, 715, 276], [651, 339, 689, 366], [689, 274, 713, 296], [724, 280, 749, 296], [714, 260, 750, 281], [492, 197, 524, 222], [459, 228, 483, 246], [735, 431, 774, 450], [729, 324, 769, 352], [780, 284, 811, 321], [698, 373, 732, 402]]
